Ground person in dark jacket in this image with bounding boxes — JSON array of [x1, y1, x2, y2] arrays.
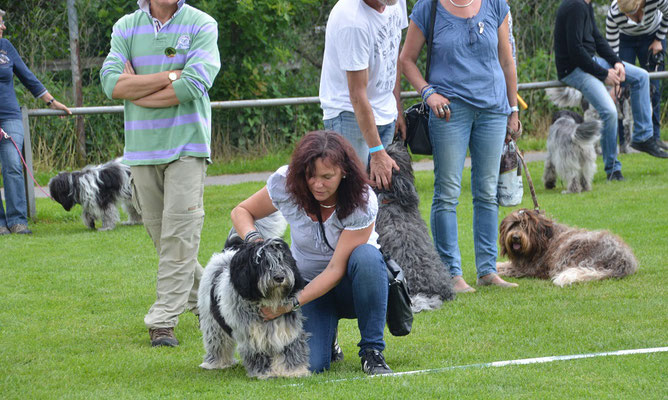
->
[[0, 9, 71, 235], [554, 0, 668, 183]]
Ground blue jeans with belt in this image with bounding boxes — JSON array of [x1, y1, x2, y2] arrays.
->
[[323, 111, 396, 167], [428, 99, 507, 279], [619, 32, 665, 141], [0, 119, 28, 228], [300, 244, 388, 373]]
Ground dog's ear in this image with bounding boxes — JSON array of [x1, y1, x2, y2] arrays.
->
[[229, 244, 263, 301], [498, 213, 515, 257]]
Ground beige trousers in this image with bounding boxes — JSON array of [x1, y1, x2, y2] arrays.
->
[[131, 156, 206, 329]]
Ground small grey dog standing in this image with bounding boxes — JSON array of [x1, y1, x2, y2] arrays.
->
[[544, 88, 602, 193], [374, 142, 456, 312]]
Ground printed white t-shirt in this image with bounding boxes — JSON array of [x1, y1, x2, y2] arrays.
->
[[319, 0, 408, 125]]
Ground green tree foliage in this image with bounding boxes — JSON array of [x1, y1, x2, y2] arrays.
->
[[3, 0, 645, 169]]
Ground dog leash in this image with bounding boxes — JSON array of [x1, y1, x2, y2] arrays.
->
[[516, 149, 540, 211], [0, 128, 56, 201], [506, 121, 540, 211]]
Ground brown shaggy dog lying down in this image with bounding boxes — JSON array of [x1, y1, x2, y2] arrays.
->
[[496, 209, 637, 286]]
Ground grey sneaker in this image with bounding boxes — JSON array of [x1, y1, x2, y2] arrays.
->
[[9, 224, 32, 235], [360, 349, 392, 375], [0, 226, 10, 235], [149, 327, 179, 347], [607, 170, 625, 182]]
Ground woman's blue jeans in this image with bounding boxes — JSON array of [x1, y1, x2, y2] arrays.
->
[[619, 33, 665, 141], [0, 119, 28, 228], [301, 244, 388, 373], [561, 57, 653, 175], [323, 111, 396, 167], [428, 100, 506, 278]]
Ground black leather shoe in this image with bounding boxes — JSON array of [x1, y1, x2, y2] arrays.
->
[[657, 139, 668, 151], [630, 139, 668, 158], [607, 170, 625, 181]]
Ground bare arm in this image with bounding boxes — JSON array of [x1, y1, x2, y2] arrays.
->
[[393, 49, 406, 140], [112, 69, 171, 101], [347, 69, 399, 190], [131, 85, 181, 108], [497, 14, 519, 132], [230, 186, 279, 240], [399, 21, 451, 120]]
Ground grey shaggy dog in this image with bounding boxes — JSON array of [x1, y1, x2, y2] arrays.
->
[[198, 213, 310, 379], [374, 142, 456, 312], [544, 87, 604, 193], [48, 158, 141, 230], [543, 109, 601, 193], [497, 209, 638, 286]]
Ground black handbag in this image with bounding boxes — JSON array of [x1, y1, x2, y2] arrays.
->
[[404, 0, 438, 156], [384, 257, 413, 337], [316, 214, 413, 336]]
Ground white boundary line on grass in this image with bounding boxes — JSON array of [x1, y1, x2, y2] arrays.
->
[[283, 347, 668, 387]]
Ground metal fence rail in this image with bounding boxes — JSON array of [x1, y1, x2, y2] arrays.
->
[[18, 71, 668, 219]]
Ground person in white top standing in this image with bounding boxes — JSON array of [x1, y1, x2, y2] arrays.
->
[[319, 0, 408, 190]]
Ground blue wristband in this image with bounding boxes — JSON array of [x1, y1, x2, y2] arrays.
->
[[369, 144, 384, 154]]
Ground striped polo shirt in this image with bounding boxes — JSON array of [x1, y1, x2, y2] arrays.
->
[[100, 1, 220, 165], [606, 0, 668, 54]]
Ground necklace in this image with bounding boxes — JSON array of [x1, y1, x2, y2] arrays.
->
[[319, 203, 336, 209], [449, 0, 475, 8]]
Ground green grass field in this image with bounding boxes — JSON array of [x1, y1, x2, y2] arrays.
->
[[1, 153, 667, 399]]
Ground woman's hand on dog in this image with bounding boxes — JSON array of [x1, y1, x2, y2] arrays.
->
[[426, 93, 451, 121], [260, 305, 291, 321]]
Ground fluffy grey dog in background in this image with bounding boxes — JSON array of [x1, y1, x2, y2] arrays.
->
[[198, 213, 310, 379], [374, 142, 456, 312], [48, 158, 141, 230], [544, 87, 602, 193]]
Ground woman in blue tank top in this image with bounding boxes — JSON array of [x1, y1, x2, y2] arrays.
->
[[399, 0, 519, 293]]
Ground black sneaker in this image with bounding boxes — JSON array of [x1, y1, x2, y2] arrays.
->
[[630, 139, 668, 158], [360, 349, 392, 375], [657, 139, 668, 151], [149, 327, 179, 347], [331, 336, 344, 363], [607, 170, 625, 181]]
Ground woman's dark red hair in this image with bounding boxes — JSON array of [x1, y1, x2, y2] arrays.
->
[[286, 130, 370, 220]]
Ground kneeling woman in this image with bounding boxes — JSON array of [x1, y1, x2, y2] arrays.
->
[[231, 130, 391, 375]]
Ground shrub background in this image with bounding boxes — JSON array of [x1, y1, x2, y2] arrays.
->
[[3, 0, 664, 170]]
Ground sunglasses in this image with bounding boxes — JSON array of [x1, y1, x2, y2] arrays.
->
[[467, 18, 484, 45]]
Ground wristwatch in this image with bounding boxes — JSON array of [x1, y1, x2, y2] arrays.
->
[[168, 71, 178, 83], [510, 105, 519, 113], [291, 296, 301, 311]]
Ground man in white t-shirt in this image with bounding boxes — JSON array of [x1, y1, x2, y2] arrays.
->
[[319, 0, 408, 190]]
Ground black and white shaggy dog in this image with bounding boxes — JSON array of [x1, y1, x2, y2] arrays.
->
[[373, 142, 456, 312], [543, 109, 601, 193], [497, 209, 638, 287], [48, 158, 141, 230], [198, 214, 310, 379]]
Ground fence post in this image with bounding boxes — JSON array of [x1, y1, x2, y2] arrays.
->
[[21, 106, 37, 221]]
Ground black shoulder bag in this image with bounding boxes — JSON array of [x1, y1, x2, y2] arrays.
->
[[403, 0, 438, 155], [316, 211, 413, 336]]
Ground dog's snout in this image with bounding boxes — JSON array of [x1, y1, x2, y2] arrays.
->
[[511, 234, 521, 242], [273, 274, 285, 283]]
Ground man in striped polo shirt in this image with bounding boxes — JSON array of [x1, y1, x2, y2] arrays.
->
[[606, 0, 668, 151], [100, 0, 220, 347]]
